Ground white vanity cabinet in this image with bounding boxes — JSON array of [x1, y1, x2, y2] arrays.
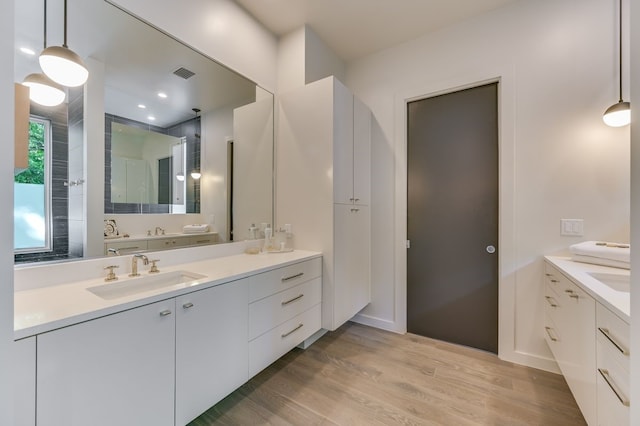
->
[[175, 279, 249, 426], [36, 299, 176, 426], [13, 337, 36, 426], [543, 263, 596, 425], [248, 258, 322, 377], [596, 303, 630, 425], [278, 76, 371, 331]]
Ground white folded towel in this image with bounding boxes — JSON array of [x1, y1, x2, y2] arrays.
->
[[569, 241, 630, 264], [570, 254, 630, 270], [183, 224, 209, 234]]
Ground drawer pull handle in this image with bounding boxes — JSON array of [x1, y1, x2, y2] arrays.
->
[[112, 246, 140, 251], [544, 296, 558, 307], [544, 326, 558, 342], [282, 294, 304, 306], [598, 368, 630, 407], [159, 310, 172, 317], [282, 272, 304, 282], [564, 289, 579, 299], [281, 323, 304, 338], [550, 279, 559, 283], [182, 302, 194, 309], [598, 327, 629, 355], [545, 273, 553, 277]]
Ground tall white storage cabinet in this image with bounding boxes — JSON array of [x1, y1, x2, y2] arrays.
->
[[278, 76, 371, 331]]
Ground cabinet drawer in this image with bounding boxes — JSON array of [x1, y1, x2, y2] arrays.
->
[[249, 277, 321, 340], [147, 236, 192, 250], [596, 303, 630, 373], [249, 258, 321, 303], [544, 262, 563, 294], [189, 235, 217, 246], [104, 240, 148, 255], [544, 282, 561, 325], [249, 304, 321, 377], [597, 339, 630, 425], [543, 312, 563, 362]]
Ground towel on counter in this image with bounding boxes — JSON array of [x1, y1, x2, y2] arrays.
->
[[183, 224, 210, 234], [569, 241, 630, 269]]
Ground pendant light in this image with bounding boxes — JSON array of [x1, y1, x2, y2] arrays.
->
[[190, 108, 202, 180], [23, 0, 66, 107], [603, 0, 630, 127], [39, 0, 89, 87]]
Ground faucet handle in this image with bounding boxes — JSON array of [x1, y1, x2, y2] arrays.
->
[[104, 265, 119, 282], [149, 259, 160, 274]]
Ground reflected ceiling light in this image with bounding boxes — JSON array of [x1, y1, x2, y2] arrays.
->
[[190, 108, 202, 180], [39, 0, 89, 87], [603, 0, 630, 127], [147, 115, 156, 121], [20, 47, 36, 55], [137, 104, 146, 109], [23, 73, 66, 107], [157, 92, 168, 98]]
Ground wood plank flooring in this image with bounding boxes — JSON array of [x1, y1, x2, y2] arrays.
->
[[189, 322, 586, 426]]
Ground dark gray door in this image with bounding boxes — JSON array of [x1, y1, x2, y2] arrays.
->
[[407, 83, 498, 353]]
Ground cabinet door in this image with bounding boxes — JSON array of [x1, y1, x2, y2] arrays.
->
[[175, 279, 249, 425], [37, 300, 176, 426], [353, 96, 371, 205], [333, 204, 370, 329], [14, 337, 36, 426], [333, 80, 355, 204]]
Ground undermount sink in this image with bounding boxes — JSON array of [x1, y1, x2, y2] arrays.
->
[[587, 272, 630, 293], [88, 270, 207, 300]]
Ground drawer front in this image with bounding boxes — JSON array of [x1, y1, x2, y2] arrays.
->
[[544, 282, 562, 326], [248, 304, 321, 377], [249, 258, 322, 303], [249, 277, 322, 340], [544, 312, 563, 364], [597, 339, 630, 426], [147, 237, 191, 250], [544, 262, 563, 295], [104, 240, 148, 255], [596, 303, 630, 372], [189, 235, 217, 246]]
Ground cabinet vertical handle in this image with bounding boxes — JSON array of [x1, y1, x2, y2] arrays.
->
[[598, 369, 630, 407], [281, 323, 303, 338], [182, 302, 194, 309], [544, 326, 558, 342], [281, 272, 304, 282], [598, 327, 629, 355], [544, 296, 558, 307], [159, 310, 172, 317]]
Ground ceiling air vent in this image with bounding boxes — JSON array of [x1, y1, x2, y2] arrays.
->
[[173, 67, 195, 79]]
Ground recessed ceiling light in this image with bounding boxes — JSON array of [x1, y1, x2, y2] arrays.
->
[[157, 92, 167, 98], [20, 47, 36, 56], [148, 116, 156, 121], [138, 104, 146, 109]]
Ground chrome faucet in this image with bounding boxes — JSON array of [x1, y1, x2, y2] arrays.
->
[[130, 254, 149, 277]]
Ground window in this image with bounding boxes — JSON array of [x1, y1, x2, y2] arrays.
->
[[14, 116, 51, 253]]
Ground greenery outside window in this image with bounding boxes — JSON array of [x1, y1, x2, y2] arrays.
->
[[14, 116, 52, 253]]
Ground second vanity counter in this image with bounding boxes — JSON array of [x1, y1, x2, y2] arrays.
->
[[15, 248, 322, 340]]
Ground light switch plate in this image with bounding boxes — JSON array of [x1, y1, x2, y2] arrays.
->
[[561, 219, 584, 236]]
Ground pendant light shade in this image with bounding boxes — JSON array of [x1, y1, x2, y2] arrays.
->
[[603, 100, 631, 127], [603, 0, 630, 127], [190, 170, 201, 180], [22, 73, 66, 107], [40, 0, 89, 87], [176, 172, 185, 182], [39, 45, 88, 87]]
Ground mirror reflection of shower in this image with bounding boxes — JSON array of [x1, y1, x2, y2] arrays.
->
[[172, 138, 187, 214]]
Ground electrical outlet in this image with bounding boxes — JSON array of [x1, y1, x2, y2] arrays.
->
[[560, 219, 584, 236]]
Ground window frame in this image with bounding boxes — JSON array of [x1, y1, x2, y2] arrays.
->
[[14, 115, 53, 254]]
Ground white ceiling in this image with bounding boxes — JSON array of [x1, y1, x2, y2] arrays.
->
[[234, 0, 521, 61]]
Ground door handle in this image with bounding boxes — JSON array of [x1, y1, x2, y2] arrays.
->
[[486, 245, 496, 254]]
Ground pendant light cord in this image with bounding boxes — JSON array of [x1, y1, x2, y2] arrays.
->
[[63, 0, 68, 48], [43, 0, 47, 49], [618, 0, 623, 103]]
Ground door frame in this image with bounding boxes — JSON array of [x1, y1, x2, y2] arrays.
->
[[393, 70, 519, 364]]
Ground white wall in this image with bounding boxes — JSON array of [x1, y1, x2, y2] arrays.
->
[[346, 0, 630, 370], [111, 0, 278, 92], [1, 2, 15, 424], [629, 0, 639, 422]]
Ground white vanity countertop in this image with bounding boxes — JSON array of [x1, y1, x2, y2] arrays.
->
[[15, 250, 321, 340], [104, 231, 218, 243], [545, 256, 629, 323]]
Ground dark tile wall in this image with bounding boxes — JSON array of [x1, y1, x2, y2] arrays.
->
[[104, 114, 201, 214], [15, 100, 70, 263]]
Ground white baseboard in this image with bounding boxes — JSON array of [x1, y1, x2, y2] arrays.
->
[[499, 349, 561, 374], [351, 313, 405, 334]]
